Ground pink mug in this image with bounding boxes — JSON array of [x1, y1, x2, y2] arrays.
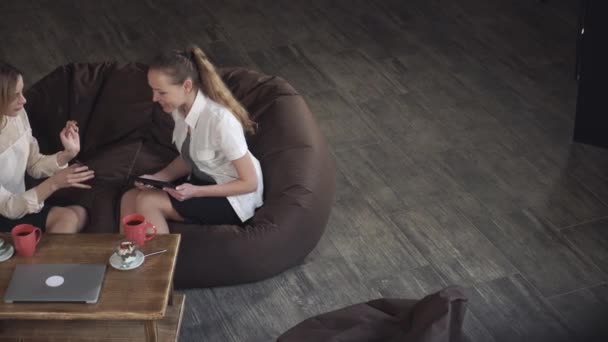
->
[[11, 224, 42, 257], [122, 213, 157, 246]]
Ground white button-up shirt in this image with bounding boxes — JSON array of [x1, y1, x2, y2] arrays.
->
[[171, 91, 264, 222], [0, 109, 66, 219]]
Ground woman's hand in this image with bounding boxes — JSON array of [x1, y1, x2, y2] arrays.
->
[[50, 164, 95, 190], [34, 164, 94, 204], [60, 120, 80, 158], [164, 183, 199, 201]]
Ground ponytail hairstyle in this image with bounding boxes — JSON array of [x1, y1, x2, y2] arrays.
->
[[0, 62, 22, 126], [149, 46, 256, 134]]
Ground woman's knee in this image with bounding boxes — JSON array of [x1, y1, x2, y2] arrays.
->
[[135, 190, 171, 211], [67, 205, 87, 231], [46, 206, 82, 234], [120, 188, 141, 213]]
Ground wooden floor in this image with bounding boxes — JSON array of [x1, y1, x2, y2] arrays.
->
[[2, 0, 607, 341]]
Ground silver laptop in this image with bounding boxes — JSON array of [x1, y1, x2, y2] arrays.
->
[[4, 264, 106, 304]]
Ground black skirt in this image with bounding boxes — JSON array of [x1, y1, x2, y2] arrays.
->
[[0, 205, 52, 232], [169, 176, 241, 225]]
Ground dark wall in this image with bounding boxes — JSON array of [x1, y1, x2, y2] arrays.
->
[[574, 0, 608, 148]]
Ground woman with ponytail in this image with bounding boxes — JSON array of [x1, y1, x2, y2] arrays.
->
[[0, 62, 94, 233], [120, 46, 263, 233]]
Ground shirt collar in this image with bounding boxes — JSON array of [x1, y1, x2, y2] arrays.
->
[[171, 90, 207, 143], [183, 90, 207, 129]]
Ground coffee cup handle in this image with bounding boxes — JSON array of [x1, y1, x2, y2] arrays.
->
[[34, 228, 42, 245], [145, 223, 157, 241]]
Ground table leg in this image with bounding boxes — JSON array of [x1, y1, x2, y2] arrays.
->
[[144, 320, 158, 342], [168, 282, 174, 306]]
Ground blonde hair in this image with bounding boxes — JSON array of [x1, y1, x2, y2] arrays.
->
[[149, 46, 256, 134], [0, 62, 22, 126]]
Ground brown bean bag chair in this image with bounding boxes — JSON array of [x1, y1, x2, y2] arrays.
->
[[24, 62, 336, 289], [277, 286, 468, 342]]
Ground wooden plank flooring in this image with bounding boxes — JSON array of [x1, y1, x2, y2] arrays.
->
[[2, 0, 607, 341]]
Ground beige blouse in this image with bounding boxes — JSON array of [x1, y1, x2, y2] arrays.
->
[[0, 109, 65, 219]]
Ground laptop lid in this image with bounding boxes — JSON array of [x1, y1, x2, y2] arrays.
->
[[4, 264, 106, 304]]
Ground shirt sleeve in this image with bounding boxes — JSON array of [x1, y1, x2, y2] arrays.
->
[[22, 112, 67, 178], [218, 113, 248, 161], [0, 185, 43, 220]]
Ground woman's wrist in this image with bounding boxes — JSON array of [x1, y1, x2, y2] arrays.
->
[[47, 175, 60, 192], [57, 150, 77, 166], [35, 178, 58, 203], [195, 185, 207, 197]]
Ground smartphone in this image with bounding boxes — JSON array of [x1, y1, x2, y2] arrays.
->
[[132, 176, 176, 189]]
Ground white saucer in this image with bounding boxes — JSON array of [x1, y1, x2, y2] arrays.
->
[[0, 245, 14, 262], [109, 250, 144, 270]]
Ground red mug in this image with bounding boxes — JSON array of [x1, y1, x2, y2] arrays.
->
[[11, 224, 42, 257], [122, 214, 157, 246]]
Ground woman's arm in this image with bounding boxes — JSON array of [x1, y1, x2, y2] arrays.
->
[[55, 150, 76, 167], [198, 153, 258, 196], [34, 164, 95, 203], [147, 156, 191, 182], [0, 186, 44, 220], [26, 130, 69, 179], [55, 120, 80, 166], [164, 153, 257, 201], [0, 165, 94, 219]]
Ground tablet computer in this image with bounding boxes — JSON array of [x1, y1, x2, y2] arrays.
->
[[132, 176, 176, 189]]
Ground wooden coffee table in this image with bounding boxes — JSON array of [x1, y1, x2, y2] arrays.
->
[[0, 233, 184, 342]]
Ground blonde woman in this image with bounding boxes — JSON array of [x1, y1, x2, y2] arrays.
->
[[120, 46, 263, 233], [0, 62, 95, 233]]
